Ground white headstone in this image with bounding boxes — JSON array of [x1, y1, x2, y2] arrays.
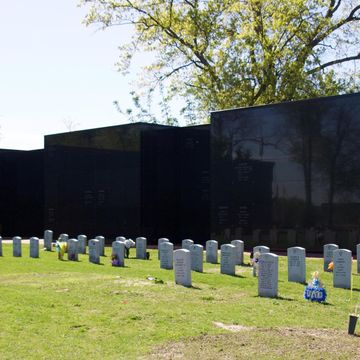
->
[[77, 235, 87, 254], [174, 249, 191, 287], [30, 237, 39, 258], [158, 238, 170, 260], [333, 249, 352, 289], [253, 245, 270, 255], [220, 244, 236, 275], [68, 239, 79, 261], [89, 239, 100, 264], [0, 236, 2, 256], [287, 229, 297, 246], [190, 244, 203, 272], [160, 242, 174, 270], [182, 239, 194, 250], [13, 236, 22, 257], [357, 243, 360, 274], [231, 240, 244, 265], [112, 241, 125, 267], [323, 243, 339, 271], [44, 230, 53, 251], [95, 236, 105, 256], [258, 253, 278, 298], [136, 237, 147, 259], [116, 236, 126, 242], [253, 229, 261, 243], [206, 240, 218, 264], [287, 247, 306, 283], [59, 233, 69, 242]]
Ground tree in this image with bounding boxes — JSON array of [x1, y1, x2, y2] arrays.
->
[[81, 0, 360, 121]]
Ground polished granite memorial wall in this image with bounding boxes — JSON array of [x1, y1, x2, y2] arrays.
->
[[211, 93, 360, 248], [0, 149, 44, 236]]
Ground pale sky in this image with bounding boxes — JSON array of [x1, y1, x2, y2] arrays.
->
[[0, 0, 148, 150]]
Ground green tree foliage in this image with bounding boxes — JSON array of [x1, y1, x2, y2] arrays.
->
[[81, 0, 360, 120]]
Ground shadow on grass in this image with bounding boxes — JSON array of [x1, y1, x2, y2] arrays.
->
[[351, 288, 360, 292]]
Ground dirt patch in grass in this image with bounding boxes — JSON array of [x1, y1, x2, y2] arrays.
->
[[145, 327, 360, 359]]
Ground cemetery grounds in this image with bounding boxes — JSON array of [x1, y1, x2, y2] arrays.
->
[[0, 244, 359, 359]]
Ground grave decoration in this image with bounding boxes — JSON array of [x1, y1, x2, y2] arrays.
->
[[111, 254, 122, 266], [251, 251, 260, 276], [327, 262, 334, 272], [304, 271, 327, 303], [54, 239, 67, 260]]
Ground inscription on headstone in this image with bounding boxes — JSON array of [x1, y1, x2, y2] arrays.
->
[[13, 236, 22, 257], [44, 230, 53, 251], [258, 253, 278, 298], [287, 247, 306, 283], [160, 242, 174, 270], [182, 239, 194, 250], [221, 244, 236, 275], [96, 236, 105, 256], [30, 237, 39, 258], [89, 239, 100, 264], [68, 239, 79, 261], [333, 249, 352, 289], [136, 237, 147, 259], [174, 249, 192, 287], [323, 244, 339, 271], [112, 241, 125, 267], [158, 238, 169, 260], [77, 235, 87, 254], [190, 244, 203, 272], [231, 240, 244, 265]]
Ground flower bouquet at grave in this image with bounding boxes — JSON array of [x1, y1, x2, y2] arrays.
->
[[304, 271, 327, 303], [54, 240, 67, 260], [111, 253, 121, 267], [251, 251, 260, 276]]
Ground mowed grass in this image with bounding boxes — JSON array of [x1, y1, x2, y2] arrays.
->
[[0, 244, 359, 360]]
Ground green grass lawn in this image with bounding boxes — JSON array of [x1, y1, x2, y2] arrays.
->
[[0, 244, 359, 360]]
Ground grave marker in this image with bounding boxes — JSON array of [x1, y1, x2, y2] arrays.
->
[[136, 237, 147, 259], [59, 233, 69, 242], [44, 230, 53, 251], [111, 241, 125, 267], [96, 236, 105, 256], [160, 242, 174, 270], [190, 244, 203, 272], [13, 236, 22, 257], [258, 253, 278, 298], [333, 249, 352, 289], [30, 237, 39, 258], [206, 240, 218, 264], [287, 247, 306, 283], [68, 239, 79, 261], [231, 240, 244, 265], [174, 249, 191, 287], [253, 245, 270, 255], [182, 239, 194, 250], [221, 244, 236, 275], [116, 236, 126, 242], [77, 235, 87, 254], [158, 238, 169, 260], [89, 239, 100, 264], [323, 244, 339, 271]]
